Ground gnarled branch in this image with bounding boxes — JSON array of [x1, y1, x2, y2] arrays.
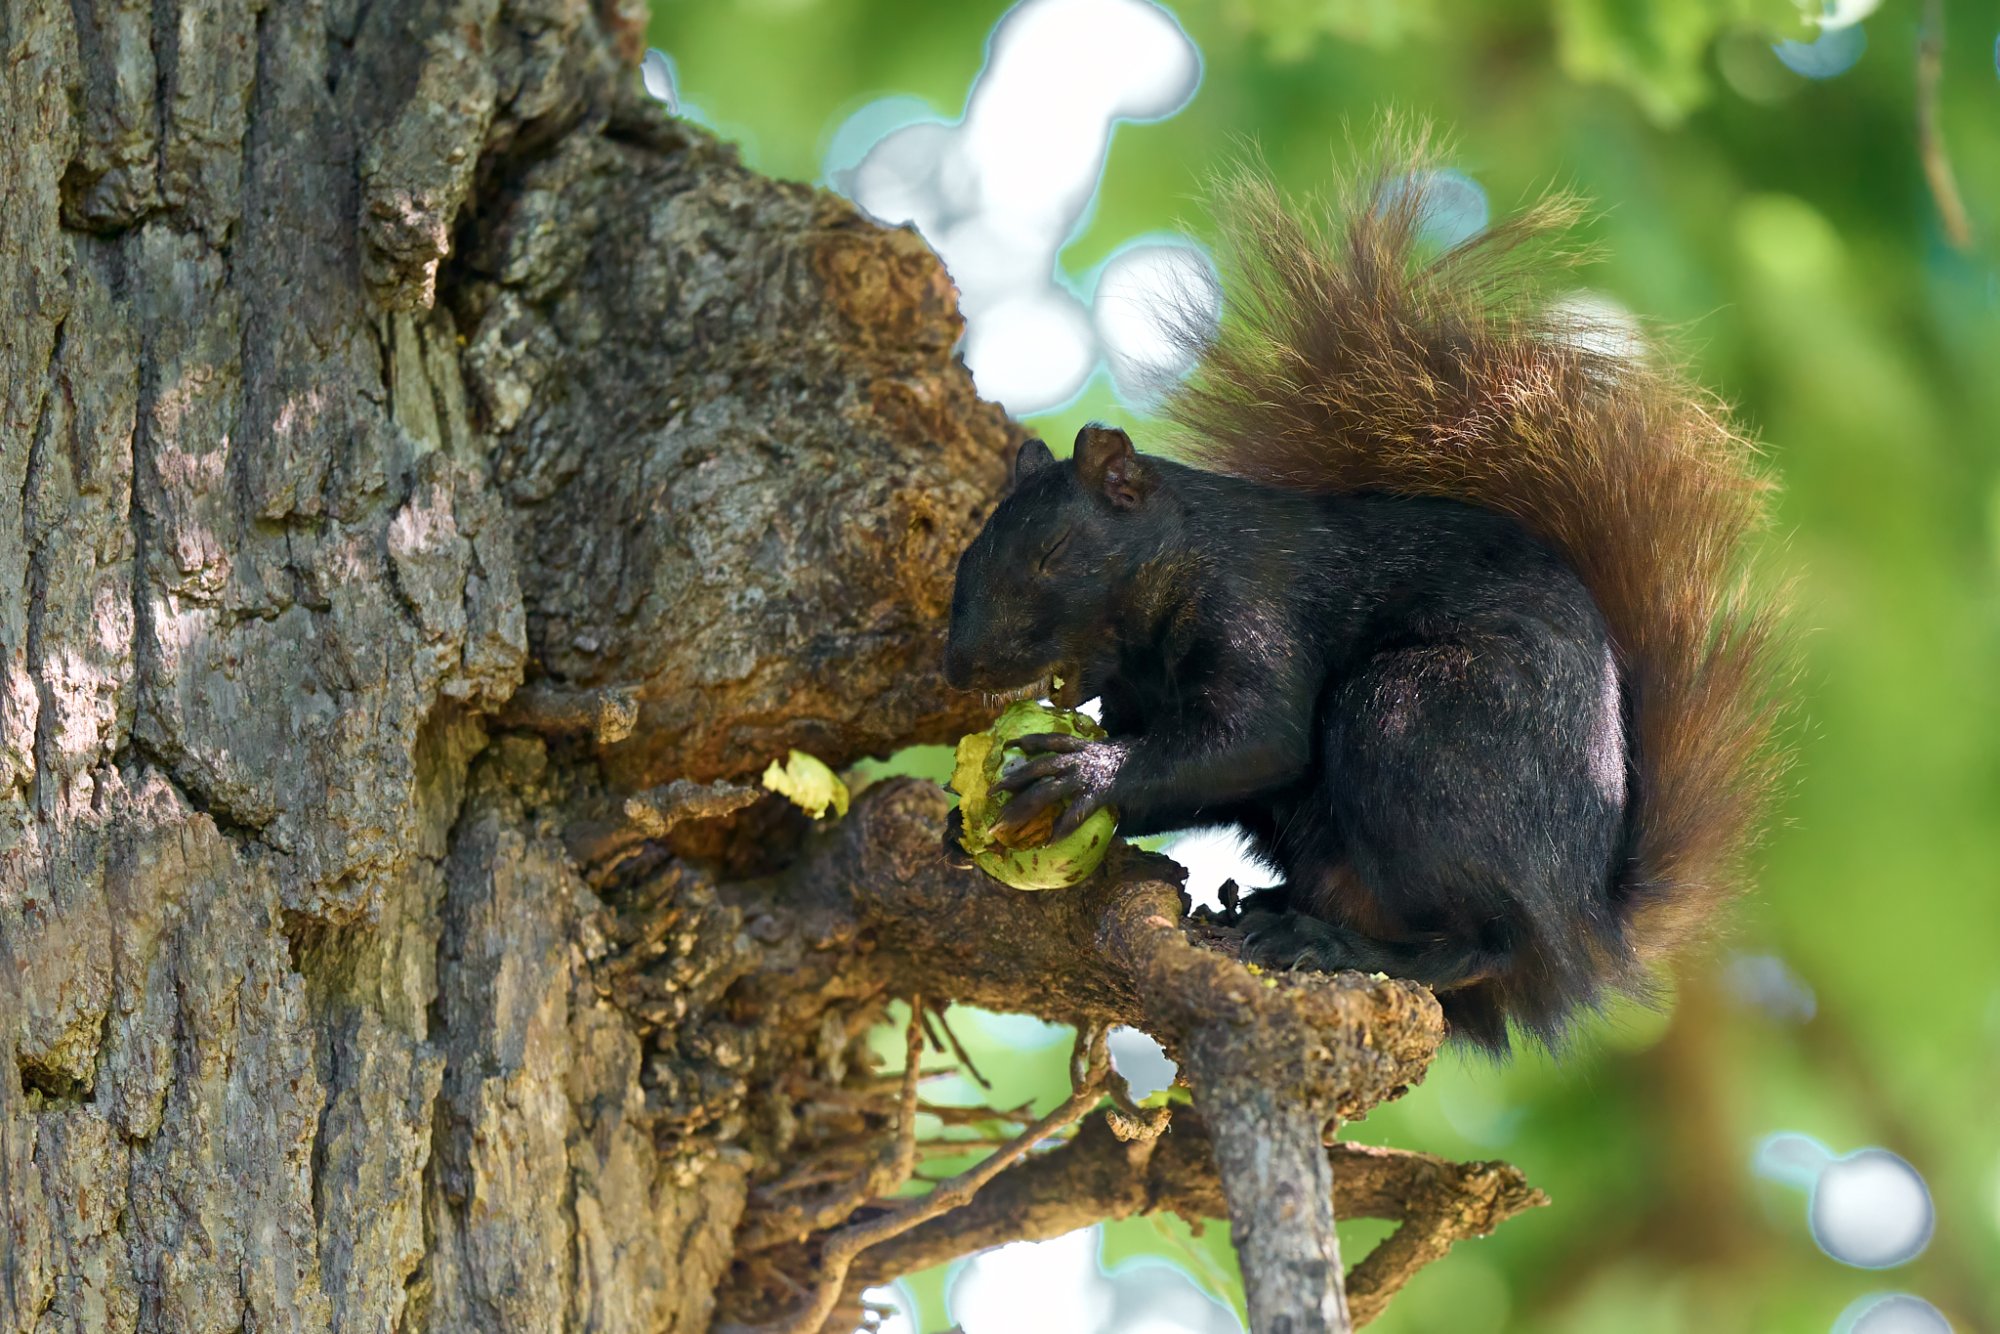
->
[[844, 1114, 1547, 1328], [694, 778, 1530, 1329]]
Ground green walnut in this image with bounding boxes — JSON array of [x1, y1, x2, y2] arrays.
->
[[949, 700, 1119, 890]]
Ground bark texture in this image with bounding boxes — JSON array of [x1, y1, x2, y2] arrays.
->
[[0, 3, 1539, 1331], [1, 3, 998, 1330]]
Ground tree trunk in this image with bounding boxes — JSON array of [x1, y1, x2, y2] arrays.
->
[[0, 5, 1541, 1332], [2, 2, 1000, 1329]]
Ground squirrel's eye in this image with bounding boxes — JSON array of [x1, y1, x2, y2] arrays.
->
[[1036, 530, 1074, 574]]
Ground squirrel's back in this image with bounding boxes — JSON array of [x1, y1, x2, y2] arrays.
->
[[1162, 132, 1791, 1014]]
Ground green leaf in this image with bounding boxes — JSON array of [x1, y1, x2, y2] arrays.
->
[[1222, 0, 1439, 58], [761, 749, 851, 820], [1550, 0, 1811, 122], [1138, 1084, 1194, 1110]]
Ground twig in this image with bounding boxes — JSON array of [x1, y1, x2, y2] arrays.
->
[[914, 1101, 1036, 1128], [915, 1136, 1018, 1158], [568, 772, 764, 869], [759, 1165, 870, 1196], [726, 1026, 1113, 1334], [737, 999, 928, 1252], [1337, 1148, 1549, 1326], [623, 776, 763, 837], [888, 999, 926, 1189], [842, 1114, 1547, 1328], [918, 1004, 949, 1059], [1104, 1058, 1173, 1144], [923, 1001, 992, 1089], [797, 1088, 1036, 1129], [1917, 0, 1974, 251]]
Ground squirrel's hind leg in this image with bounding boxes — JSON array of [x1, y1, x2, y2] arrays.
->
[[1237, 909, 1500, 988]]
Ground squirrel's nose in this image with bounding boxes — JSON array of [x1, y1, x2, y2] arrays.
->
[[943, 641, 977, 689]]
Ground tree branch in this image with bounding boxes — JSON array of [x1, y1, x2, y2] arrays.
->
[[736, 1000, 930, 1255], [1201, 1085, 1351, 1330], [1917, 0, 1974, 251], [837, 1113, 1547, 1327], [738, 779, 1443, 1112], [697, 779, 1525, 1328], [1336, 1143, 1549, 1325]]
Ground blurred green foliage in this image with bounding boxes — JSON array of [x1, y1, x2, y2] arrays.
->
[[652, 0, 2000, 1328]]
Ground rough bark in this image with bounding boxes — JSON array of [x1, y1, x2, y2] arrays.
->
[[0, 3, 1539, 1332], [1201, 1089, 1350, 1333], [2, 2, 995, 1329]]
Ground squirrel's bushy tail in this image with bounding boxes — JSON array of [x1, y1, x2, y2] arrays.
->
[[1163, 130, 1791, 1026]]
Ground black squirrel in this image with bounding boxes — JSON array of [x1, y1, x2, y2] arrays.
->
[[940, 145, 1788, 1053]]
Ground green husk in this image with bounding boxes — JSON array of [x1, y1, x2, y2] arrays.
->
[[949, 700, 1119, 890]]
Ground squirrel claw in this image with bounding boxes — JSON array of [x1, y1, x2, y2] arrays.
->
[[1218, 878, 1242, 921], [1238, 909, 1352, 974], [940, 806, 975, 869], [1048, 794, 1104, 841], [1008, 731, 1088, 755], [993, 753, 1073, 796], [988, 780, 1067, 847]]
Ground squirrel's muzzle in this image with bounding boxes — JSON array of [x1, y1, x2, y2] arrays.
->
[[942, 634, 1049, 695], [942, 641, 980, 690]]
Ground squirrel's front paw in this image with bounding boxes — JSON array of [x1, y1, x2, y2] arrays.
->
[[988, 734, 1124, 846]]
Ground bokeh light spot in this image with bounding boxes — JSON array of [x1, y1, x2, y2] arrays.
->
[[1108, 1026, 1178, 1100], [1811, 1148, 1934, 1268], [1816, 0, 1881, 26], [1772, 22, 1867, 79], [1381, 168, 1490, 249], [1834, 1293, 1953, 1334], [1756, 1132, 1836, 1189], [641, 48, 679, 111], [1548, 290, 1647, 362], [1092, 242, 1222, 407], [823, 96, 946, 191], [837, 0, 1203, 414], [1717, 28, 1804, 104], [1161, 826, 1282, 914], [1721, 951, 1818, 1022], [960, 292, 1098, 412], [1735, 194, 1845, 284], [951, 1227, 1111, 1334], [1755, 1134, 1935, 1268], [860, 1284, 919, 1334]]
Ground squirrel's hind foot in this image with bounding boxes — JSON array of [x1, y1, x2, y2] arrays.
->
[[1237, 908, 1361, 974]]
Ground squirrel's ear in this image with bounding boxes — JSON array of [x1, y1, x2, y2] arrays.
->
[[1073, 424, 1147, 510], [1011, 438, 1056, 487]]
